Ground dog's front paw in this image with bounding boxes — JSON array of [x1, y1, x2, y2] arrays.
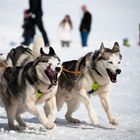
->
[[69, 118, 81, 124], [93, 122, 100, 127], [110, 117, 119, 126], [45, 122, 55, 130], [66, 116, 81, 124], [9, 125, 26, 131]]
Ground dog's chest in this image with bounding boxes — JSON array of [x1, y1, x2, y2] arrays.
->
[[37, 83, 51, 93], [79, 74, 93, 90]]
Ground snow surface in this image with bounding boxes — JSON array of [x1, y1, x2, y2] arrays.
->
[[0, 0, 140, 140]]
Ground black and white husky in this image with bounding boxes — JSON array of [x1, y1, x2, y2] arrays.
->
[[0, 46, 61, 130], [53, 42, 122, 127], [6, 36, 44, 67]]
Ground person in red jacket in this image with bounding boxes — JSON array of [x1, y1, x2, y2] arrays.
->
[[79, 5, 92, 47]]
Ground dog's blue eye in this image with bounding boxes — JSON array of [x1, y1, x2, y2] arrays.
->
[[108, 61, 113, 64]]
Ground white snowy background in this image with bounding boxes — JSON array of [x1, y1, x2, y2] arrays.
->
[[0, 0, 140, 139]]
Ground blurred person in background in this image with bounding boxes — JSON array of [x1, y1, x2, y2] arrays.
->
[[79, 5, 92, 47], [58, 15, 73, 47], [29, 0, 50, 46], [21, 9, 35, 46]]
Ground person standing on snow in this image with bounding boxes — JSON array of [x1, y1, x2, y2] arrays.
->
[[79, 5, 92, 47], [29, 0, 50, 46], [58, 15, 73, 47], [21, 9, 35, 46]]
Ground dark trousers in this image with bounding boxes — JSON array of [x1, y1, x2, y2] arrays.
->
[[22, 34, 34, 46], [21, 36, 33, 46], [80, 31, 89, 47], [35, 16, 49, 46]]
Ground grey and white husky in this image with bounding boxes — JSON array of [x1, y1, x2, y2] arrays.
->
[[0, 46, 61, 130], [6, 35, 44, 67], [54, 42, 122, 127]]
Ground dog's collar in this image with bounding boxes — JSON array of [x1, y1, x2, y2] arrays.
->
[[37, 82, 54, 99], [37, 84, 53, 98], [88, 81, 101, 95], [38, 91, 43, 98]]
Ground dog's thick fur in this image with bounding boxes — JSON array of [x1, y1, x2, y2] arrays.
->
[[6, 35, 44, 67], [0, 46, 61, 130], [0, 60, 7, 107], [53, 42, 122, 126]]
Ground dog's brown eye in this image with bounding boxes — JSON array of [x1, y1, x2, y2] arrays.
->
[[118, 61, 121, 64]]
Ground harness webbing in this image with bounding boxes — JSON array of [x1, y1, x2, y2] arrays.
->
[[88, 81, 101, 94], [62, 67, 81, 75], [62, 67, 101, 95]]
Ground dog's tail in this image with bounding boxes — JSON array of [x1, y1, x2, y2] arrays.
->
[[32, 35, 44, 58]]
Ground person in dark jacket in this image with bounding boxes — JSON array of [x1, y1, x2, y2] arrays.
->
[[79, 5, 92, 47], [22, 9, 35, 46], [29, 0, 50, 46]]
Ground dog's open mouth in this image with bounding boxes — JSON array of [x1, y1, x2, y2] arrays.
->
[[45, 67, 58, 85], [106, 69, 117, 83]]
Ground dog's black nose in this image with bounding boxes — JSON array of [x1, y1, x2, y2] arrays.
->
[[55, 67, 61, 72], [116, 69, 121, 74]]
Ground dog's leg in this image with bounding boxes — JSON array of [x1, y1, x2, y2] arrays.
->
[[80, 88, 99, 126], [5, 102, 21, 130], [44, 95, 57, 123], [16, 114, 26, 128], [65, 98, 81, 124], [99, 93, 118, 125], [56, 92, 65, 111], [25, 101, 55, 129]]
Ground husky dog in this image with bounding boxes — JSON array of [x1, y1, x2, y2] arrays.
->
[[6, 45, 32, 67], [54, 42, 122, 126], [6, 35, 44, 67], [0, 47, 61, 130]]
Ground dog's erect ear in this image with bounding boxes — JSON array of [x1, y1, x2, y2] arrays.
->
[[99, 42, 105, 54], [40, 47, 46, 55], [49, 47, 56, 56], [112, 42, 120, 53]]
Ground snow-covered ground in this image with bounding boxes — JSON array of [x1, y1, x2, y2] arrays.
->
[[0, 0, 140, 140]]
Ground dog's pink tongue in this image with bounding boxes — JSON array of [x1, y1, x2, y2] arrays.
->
[[48, 69, 56, 79], [48, 69, 57, 84]]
